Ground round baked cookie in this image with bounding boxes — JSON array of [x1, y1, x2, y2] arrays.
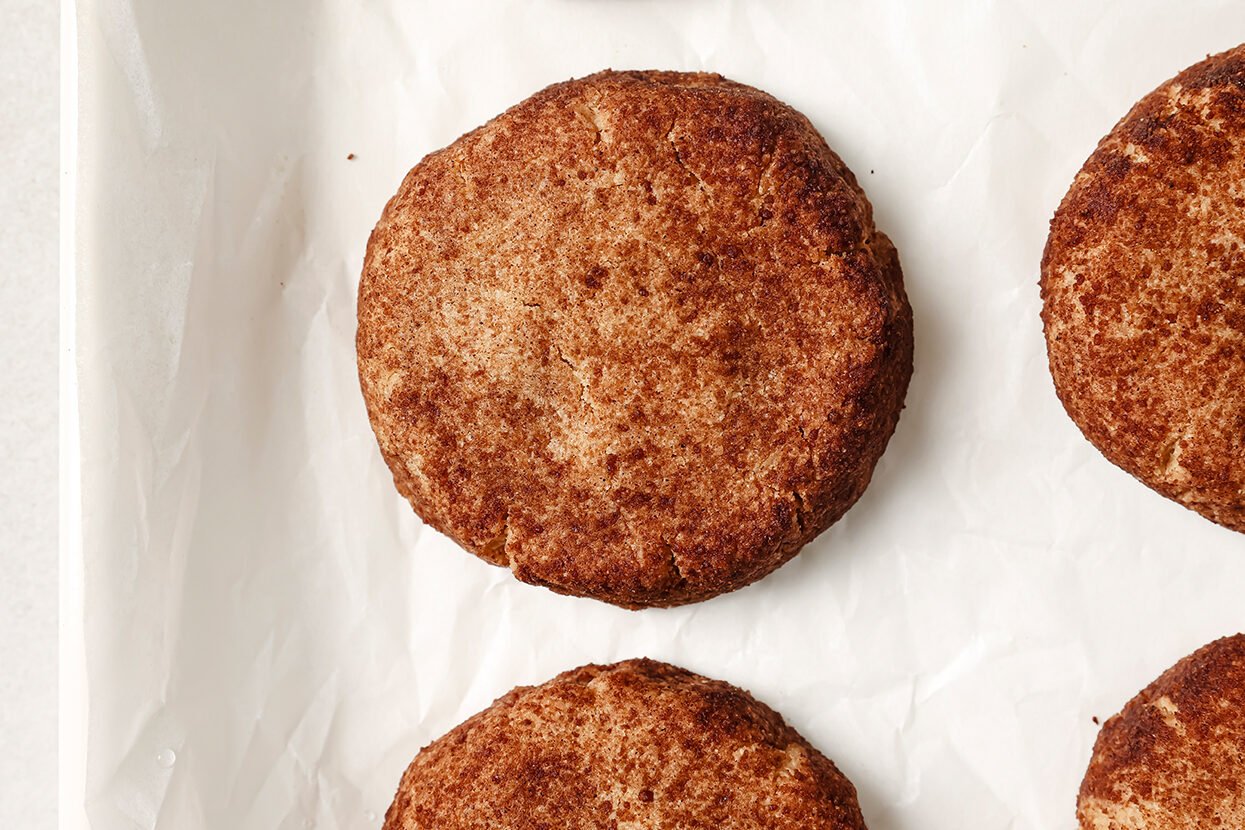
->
[[1041, 45, 1245, 534], [358, 70, 913, 607], [383, 659, 867, 830], [1078, 634, 1245, 829]]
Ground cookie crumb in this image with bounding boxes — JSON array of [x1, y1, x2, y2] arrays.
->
[[347, 153, 356, 160]]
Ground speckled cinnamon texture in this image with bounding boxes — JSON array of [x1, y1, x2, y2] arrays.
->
[[357, 70, 913, 607], [1041, 45, 1245, 534], [1078, 634, 1245, 829], [383, 659, 867, 830]]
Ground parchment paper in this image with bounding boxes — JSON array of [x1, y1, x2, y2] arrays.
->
[[65, 1, 1245, 828]]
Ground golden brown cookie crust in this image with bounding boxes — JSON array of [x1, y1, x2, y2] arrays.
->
[[1041, 45, 1245, 534], [384, 659, 868, 830], [1078, 634, 1245, 829], [358, 70, 913, 607]]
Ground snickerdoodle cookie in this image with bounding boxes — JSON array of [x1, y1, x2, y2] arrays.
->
[[384, 659, 868, 830], [1042, 45, 1245, 534], [359, 70, 913, 606], [1078, 634, 1245, 828]]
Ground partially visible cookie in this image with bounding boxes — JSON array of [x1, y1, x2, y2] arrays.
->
[[358, 70, 913, 607], [1041, 44, 1245, 534], [384, 659, 868, 830], [1078, 634, 1245, 829]]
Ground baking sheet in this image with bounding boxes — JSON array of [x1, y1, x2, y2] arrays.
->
[[64, 1, 1245, 828]]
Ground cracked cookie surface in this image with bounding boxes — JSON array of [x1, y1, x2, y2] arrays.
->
[[358, 70, 913, 607], [1042, 45, 1245, 534], [383, 659, 868, 830]]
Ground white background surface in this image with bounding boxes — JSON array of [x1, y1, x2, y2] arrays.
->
[[1, 0, 57, 828], [67, 2, 1244, 829]]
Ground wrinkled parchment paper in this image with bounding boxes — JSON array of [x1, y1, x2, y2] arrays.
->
[[65, 1, 1245, 827]]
